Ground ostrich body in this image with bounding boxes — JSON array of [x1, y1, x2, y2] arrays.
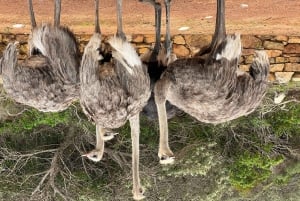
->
[[80, 0, 150, 200], [154, 0, 270, 163], [140, 0, 178, 120], [0, 0, 80, 112]]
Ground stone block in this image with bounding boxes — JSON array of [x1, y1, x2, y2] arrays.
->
[[284, 63, 300, 72], [288, 36, 300, 44], [138, 47, 149, 55], [132, 34, 144, 43], [289, 57, 300, 63], [241, 35, 262, 49], [269, 57, 276, 64], [244, 55, 254, 64], [173, 35, 185, 45], [16, 34, 29, 44], [242, 48, 255, 56], [275, 57, 289, 63], [291, 73, 300, 82], [268, 73, 276, 82], [270, 64, 284, 72], [266, 50, 282, 57], [19, 44, 28, 55], [184, 34, 212, 48], [239, 65, 250, 72], [144, 35, 155, 43], [284, 44, 300, 54], [275, 72, 294, 83], [2, 34, 16, 43], [274, 35, 288, 42], [263, 41, 284, 50], [173, 44, 190, 57]]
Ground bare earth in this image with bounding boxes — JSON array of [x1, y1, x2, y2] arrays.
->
[[0, 0, 300, 35]]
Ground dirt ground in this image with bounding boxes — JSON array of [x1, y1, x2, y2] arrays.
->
[[0, 0, 300, 35]]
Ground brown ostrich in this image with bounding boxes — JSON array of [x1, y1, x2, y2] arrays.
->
[[0, 0, 80, 112], [154, 0, 270, 164], [80, 0, 150, 200], [140, 0, 179, 120]]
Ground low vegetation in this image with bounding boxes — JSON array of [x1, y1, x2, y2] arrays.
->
[[0, 83, 299, 200]]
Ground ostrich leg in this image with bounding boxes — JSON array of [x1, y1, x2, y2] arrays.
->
[[28, 0, 37, 28], [82, 125, 106, 162], [139, 0, 162, 61], [155, 78, 174, 164], [54, 0, 61, 27], [129, 114, 145, 200], [116, 0, 126, 40]]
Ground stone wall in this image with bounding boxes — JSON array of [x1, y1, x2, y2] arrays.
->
[[1, 33, 300, 83]]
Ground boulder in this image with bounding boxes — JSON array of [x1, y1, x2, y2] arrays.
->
[[275, 72, 294, 83]]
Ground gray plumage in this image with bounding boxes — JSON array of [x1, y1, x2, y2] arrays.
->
[[80, 34, 150, 128], [0, 0, 80, 112], [80, 1, 149, 199], [154, 0, 270, 164]]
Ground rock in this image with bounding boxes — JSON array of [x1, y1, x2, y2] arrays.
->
[[274, 35, 288, 42], [241, 35, 262, 49], [242, 49, 255, 56], [268, 73, 276, 82], [289, 57, 300, 63], [138, 47, 149, 55], [79, 34, 92, 42], [184, 34, 212, 49], [291, 73, 300, 82], [284, 44, 300, 54], [263, 41, 284, 50], [269, 57, 276, 64], [173, 35, 185, 45], [144, 35, 155, 43], [2, 34, 16, 43], [270, 64, 284, 72], [16, 34, 29, 44], [275, 57, 289, 63], [266, 50, 282, 57], [275, 72, 294, 83], [173, 44, 190, 57], [239, 65, 250, 72], [288, 36, 300, 44], [274, 93, 286, 104], [19, 44, 28, 55], [284, 63, 300, 72], [132, 34, 144, 43], [244, 55, 254, 64]]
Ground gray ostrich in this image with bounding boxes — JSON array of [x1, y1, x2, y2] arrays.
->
[[0, 0, 80, 112], [140, 0, 179, 120], [80, 0, 150, 200], [154, 0, 270, 164]]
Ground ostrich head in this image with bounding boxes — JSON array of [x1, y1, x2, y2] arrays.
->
[[82, 149, 103, 162]]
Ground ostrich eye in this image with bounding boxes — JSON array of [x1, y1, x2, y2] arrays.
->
[[92, 154, 97, 158]]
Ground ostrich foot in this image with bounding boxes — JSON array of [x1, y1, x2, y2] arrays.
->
[[158, 151, 175, 165], [103, 130, 118, 141], [133, 186, 145, 200]]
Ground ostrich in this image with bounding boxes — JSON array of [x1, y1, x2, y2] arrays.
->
[[0, 0, 80, 112], [154, 0, 270, 164], [139, 0, 179, 120], [80, 0, 150, 200]]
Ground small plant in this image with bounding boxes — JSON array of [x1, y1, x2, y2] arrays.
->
[[229, 152, 283, 190]]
